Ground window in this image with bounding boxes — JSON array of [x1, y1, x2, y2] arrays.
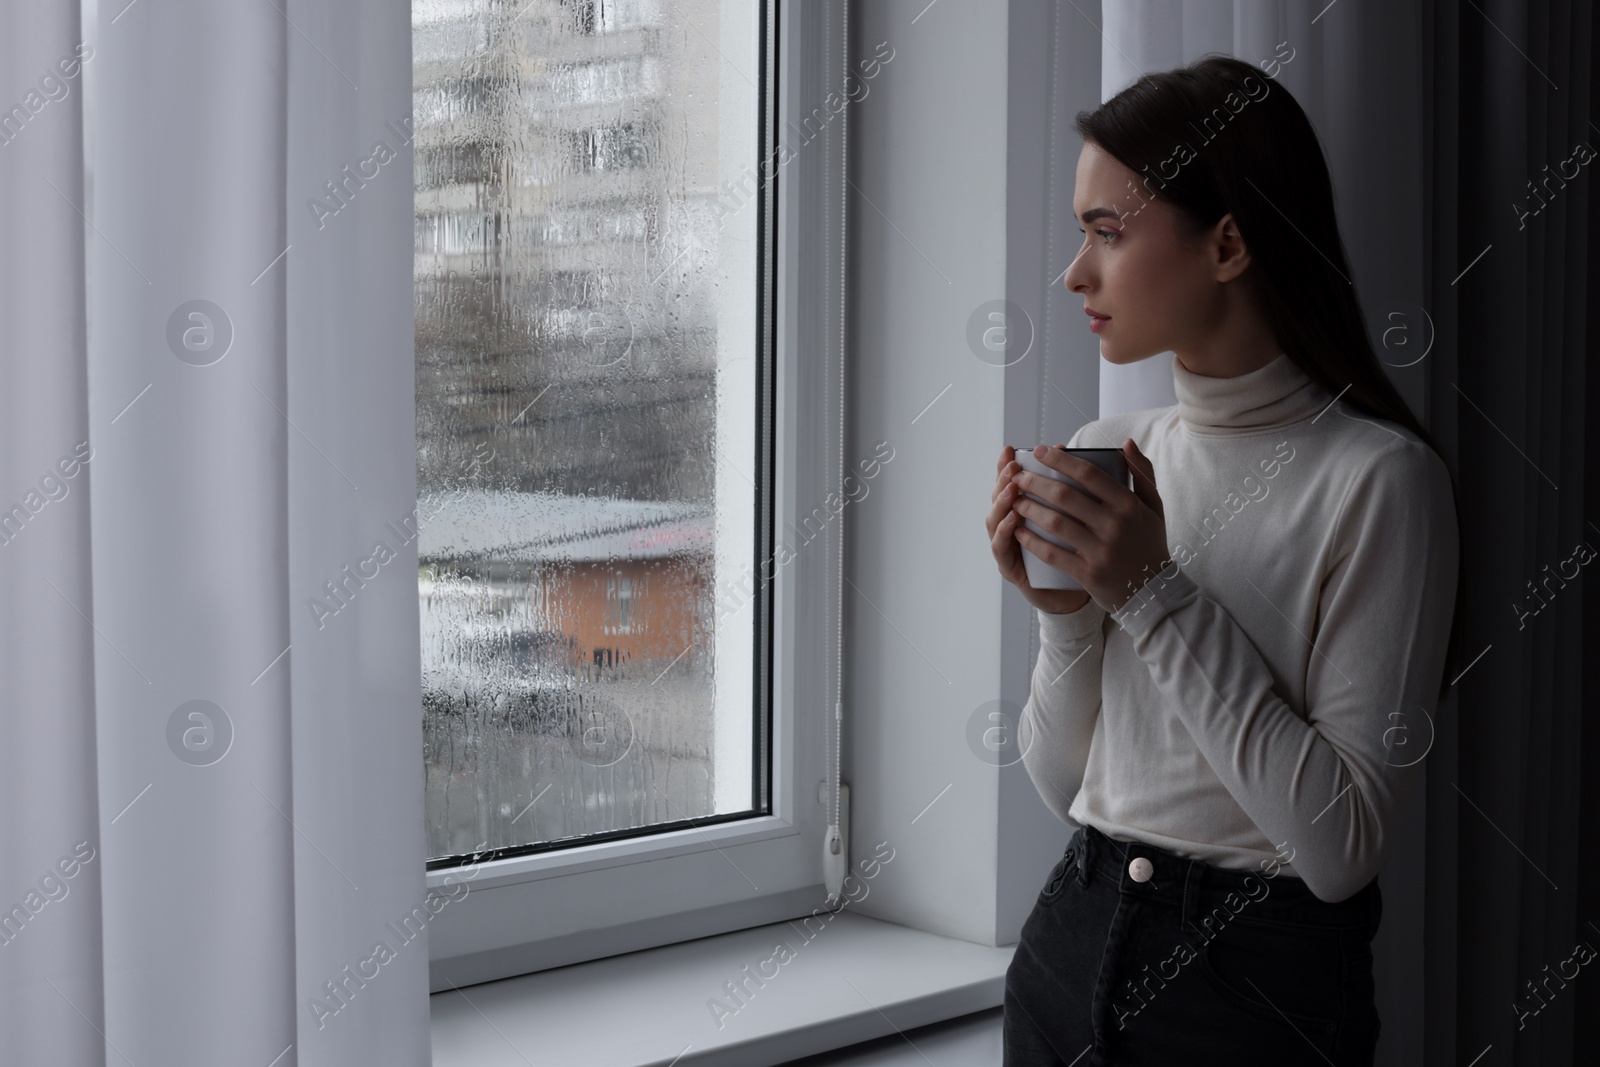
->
[[521, 55, 663, 112], [561, 0, 665, 35], [416, 0, 762, 867], [415, 0, 851, 988], [603, 573, 638, 635]]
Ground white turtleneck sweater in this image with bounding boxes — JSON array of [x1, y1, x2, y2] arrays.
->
[[1019, 352, 1459, 903]]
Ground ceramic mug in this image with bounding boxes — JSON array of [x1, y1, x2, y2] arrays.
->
[[1012, 446, 1133, 590]]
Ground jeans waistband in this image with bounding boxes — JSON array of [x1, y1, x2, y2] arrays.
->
[[1069, 824, 1380, 938]]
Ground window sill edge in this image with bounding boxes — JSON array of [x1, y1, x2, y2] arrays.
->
[[430, 910, 1014, 1067]]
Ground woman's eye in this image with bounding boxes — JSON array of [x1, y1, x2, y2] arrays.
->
[[1076, 226, 1119, 245]]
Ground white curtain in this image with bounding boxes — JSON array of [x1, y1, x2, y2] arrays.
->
[[1, 1, 429, 1064], [1, 5, 102, 1064]]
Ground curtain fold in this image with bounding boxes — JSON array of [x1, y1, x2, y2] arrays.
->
[[283, 2, 431, 1062], [2, 1, 428, 1064], [90, 2, 299, 1060], [0, 4, 104, 1065], [1425, 1, 1596, 1065]]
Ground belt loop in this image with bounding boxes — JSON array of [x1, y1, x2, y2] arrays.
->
[[1179, 858, 1201, 934], [1076, 825, 1093, 886]]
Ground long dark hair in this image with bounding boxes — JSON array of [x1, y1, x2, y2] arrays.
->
[[1074, 53, 1463, 705]]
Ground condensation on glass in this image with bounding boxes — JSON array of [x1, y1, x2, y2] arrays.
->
[[413, 0, 764, 865]]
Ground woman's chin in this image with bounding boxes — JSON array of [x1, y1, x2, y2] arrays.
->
[[1099, 342, 1163, 366]]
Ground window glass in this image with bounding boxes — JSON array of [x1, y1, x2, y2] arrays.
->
[[414, 0, 765, 867]]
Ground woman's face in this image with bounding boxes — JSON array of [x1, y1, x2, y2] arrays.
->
[[1062, 142, 1238, 365]]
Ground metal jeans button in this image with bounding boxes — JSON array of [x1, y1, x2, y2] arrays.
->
[[1128, 856, 1153, 883]]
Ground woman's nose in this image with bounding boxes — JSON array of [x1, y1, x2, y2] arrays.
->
[[1061, 252, 1090, 295]]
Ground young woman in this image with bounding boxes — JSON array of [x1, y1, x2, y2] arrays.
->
[[985, 55, 1462, 1066]]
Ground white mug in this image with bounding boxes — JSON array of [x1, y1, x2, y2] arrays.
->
[[1012, 446, 1133, 590]]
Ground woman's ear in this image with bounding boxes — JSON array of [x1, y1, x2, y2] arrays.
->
[[1213, 212, 1252, 283]]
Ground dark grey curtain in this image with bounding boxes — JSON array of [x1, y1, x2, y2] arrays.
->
[[1422, 1, 1598, 1064]]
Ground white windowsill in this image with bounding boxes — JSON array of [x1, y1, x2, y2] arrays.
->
[[430, 911, 1014, 1067]]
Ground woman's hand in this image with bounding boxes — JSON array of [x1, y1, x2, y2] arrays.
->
[[987, 445, 1093, 615], [1006, 439, 1172, 614]]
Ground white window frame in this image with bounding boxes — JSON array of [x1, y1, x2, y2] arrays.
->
[[424, 0, 852, 991]]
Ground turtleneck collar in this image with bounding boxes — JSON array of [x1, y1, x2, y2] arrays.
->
[[1171, 351, 1333, 437]]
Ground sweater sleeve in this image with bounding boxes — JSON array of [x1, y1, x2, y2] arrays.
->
[[1018, 423, 1110, 825], [1106, 437, 1459, 901]]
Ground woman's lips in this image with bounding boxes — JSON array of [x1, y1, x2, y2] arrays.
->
[[1087, 313, 1110, 332]]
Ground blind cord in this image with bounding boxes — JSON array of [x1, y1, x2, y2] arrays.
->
[[822, 0, 849, 907]]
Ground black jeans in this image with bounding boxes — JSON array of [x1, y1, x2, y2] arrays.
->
[[1004, 824, 1382, 1066]]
